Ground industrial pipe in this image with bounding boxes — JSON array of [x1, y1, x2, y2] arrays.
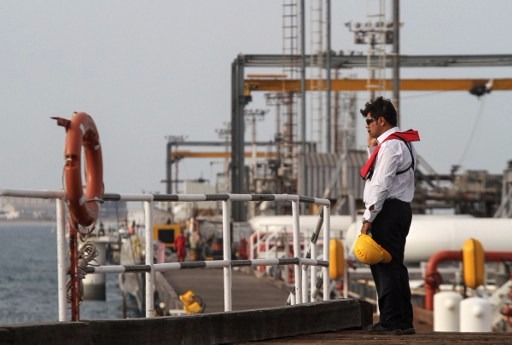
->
[[425, 251, 512, 310]]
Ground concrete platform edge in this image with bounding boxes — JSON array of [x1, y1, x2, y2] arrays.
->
[[0, 299, 372, 345]]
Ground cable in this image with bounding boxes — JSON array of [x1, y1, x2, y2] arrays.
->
[[457, 98, 487, 168], [401, 91, 447, 100], [66, 240, 98, 303]]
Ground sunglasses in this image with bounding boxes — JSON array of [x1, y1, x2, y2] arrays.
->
[[365, 118, 375, 125]]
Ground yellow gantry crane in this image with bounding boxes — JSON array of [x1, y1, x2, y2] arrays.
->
[[244, 78, 512, 95], [171, 150, 277, 159]]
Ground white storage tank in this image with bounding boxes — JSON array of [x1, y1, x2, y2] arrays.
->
[[460, 297, 492, 332], [434, 291, 463, 331]]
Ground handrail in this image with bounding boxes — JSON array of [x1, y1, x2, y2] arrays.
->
[[0, 188, 331, 320]]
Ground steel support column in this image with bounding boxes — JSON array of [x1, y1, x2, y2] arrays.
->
[[166, 142, 173, 194], [300, 0, 307, 200], [326, 0, 332, 152], [392, 0, 401, 125], [231, 55, 248, 221]]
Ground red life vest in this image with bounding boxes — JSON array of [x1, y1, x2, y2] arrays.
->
[[360, 129, 420, 180]]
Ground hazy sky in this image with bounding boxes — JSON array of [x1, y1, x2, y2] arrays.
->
[[1, 0, 511, 195]]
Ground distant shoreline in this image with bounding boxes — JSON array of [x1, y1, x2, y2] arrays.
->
[[0, 219, 122, 227], [0, 220, 56, 226]]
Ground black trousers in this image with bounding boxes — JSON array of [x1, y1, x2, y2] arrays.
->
[[370, 198, 414, 329]]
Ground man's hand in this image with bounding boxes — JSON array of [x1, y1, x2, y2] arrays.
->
[[367, 135, 378, 148], [361, 222, 372, 235]]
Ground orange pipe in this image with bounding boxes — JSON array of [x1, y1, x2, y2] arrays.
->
[[425, 251, 512, 310]]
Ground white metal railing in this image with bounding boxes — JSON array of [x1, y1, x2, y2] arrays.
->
[[0, 189, 331, 320]]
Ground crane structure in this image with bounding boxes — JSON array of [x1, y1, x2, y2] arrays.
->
[[244, 77, 512, 94], [171, 151, 277, 159], [230, 53, 512, 221]]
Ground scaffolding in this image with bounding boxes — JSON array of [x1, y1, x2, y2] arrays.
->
[[309, 0, 325, 150], [365, 0, 389, 99], [280, 0, 300, 183]]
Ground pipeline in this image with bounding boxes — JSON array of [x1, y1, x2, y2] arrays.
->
[[425, 250, 512, 310]]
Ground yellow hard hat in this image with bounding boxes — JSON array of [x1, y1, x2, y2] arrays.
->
[[353, 234, 392, 265], [179, 290, 205, 314]]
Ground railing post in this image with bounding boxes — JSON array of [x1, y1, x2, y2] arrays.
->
[[323, 205, 331, 301], [56, 198, 67, 321], [292, 199, 302, 304], [144, 199, 155, 317], [310, 239, 317, 301], [222, 200, 232, 311], [302, 238, 309, 303], [256, 229, 261, 259], [249, 230, 256, 260]]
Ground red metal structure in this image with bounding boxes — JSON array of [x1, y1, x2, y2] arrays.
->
[[54, 113, 104, 321], [425, 250, 512, 311]]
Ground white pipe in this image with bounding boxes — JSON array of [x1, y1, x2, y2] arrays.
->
[[310, 243, 317, 301], [292, 200, 301, 304], [56, 198, 67, 321], [91, 265, 132, 273], [0, 188, 64, 199], [144, 200, 154, 318], [251, 258, 280, 266], [264, 233, 274, 259], [227, 194, 253, 202], [249, 231, 256, 260], [248, 215, 353, 237], [286, 231, 293, 289], [255, 229, 260, 259], [0, 189, 331, 205], [289, 291, 296, 305], [323, 206, 330, 301], [345, 216, 512, 263], [302, 243, 309, 303], [90, 258, 324, 273], [222, 200, 232, 312]]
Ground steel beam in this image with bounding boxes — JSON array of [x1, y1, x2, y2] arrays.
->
[[171, 150, 278, 159], [245, 78, 512, 94], [239, 54, 512, 69], [231, 56, 248, 221]]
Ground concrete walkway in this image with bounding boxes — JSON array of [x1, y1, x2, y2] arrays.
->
[[163, 268, 291, 313]]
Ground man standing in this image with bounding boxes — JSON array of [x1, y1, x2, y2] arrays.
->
[[359, 97, 420, 335]]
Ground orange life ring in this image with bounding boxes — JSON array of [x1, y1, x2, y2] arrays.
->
[[56, 112, 103, 227]]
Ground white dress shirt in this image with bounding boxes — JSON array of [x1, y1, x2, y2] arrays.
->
[[362, 127, 416, 223]]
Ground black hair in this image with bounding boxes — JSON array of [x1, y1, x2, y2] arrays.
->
[[360, 96, 398, 126]]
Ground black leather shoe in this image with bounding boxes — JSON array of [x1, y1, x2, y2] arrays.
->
[[395, 327, 416, 335], [367, 323, 394, 333], [367, 323, 416, 335]]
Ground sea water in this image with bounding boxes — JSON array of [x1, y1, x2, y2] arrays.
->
[[0, 223, 123, 325]]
